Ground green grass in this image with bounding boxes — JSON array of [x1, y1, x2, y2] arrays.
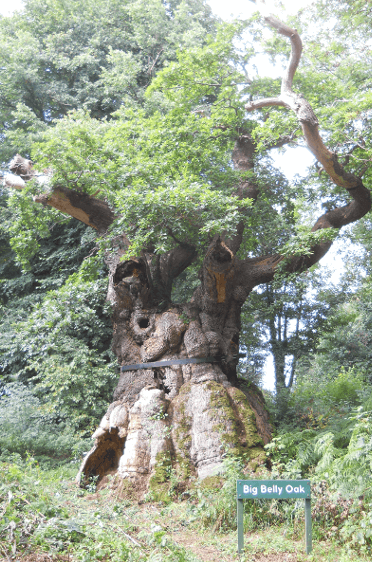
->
[[1, 454, 371, 562]]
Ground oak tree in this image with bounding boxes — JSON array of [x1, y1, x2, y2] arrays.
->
[[4, 8, 371, 494]]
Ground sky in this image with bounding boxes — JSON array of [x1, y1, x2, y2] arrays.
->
[[207, 0, 313, 20], [0, 0, 23, 15]]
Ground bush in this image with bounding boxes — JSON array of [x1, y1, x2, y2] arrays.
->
[[266, 401, 372, 550], [0, 382, 88, 462]]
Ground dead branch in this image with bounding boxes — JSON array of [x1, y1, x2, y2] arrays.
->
[[5, 154, 116, 233], [242, 12, 370, 285]]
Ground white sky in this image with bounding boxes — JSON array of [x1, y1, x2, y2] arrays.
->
[[207, 0, 313, 20], [0, 0, 24, 15]]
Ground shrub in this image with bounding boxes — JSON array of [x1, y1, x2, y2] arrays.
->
[[0, 382, 88, 462]]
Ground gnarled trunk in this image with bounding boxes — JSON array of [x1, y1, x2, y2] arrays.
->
[[77, 238, 272, 496]]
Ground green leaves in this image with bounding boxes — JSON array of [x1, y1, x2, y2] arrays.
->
[[0, 0, 216, 161], [3, 274, 115, 434], [99, 49, 142, 105], [148, 22, 250, 130], [279, 228, 338, 259], [112, 180, 252, 257], [0, 383, 85, 459]]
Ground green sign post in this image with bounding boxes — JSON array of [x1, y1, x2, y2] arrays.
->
[[236, 479, 312, 555]]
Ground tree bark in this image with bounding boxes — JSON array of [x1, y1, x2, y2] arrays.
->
[[77, 235, 272, 494]]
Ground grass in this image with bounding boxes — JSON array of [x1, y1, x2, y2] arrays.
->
[[0, 455, 371, 562]]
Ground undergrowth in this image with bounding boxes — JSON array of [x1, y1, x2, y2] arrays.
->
[[2, 368, 372, 560], [1, 451, 371, 561], [0, 382, 90, 465], [0, 454, 199, 561]]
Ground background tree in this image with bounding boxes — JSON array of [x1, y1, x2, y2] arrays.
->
[[239, 271, 337, 416], [0, 0, 215, 162]]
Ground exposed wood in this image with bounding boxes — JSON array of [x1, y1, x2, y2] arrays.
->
[[5, 154, 116, 233], [9, 154, 35, 180], [35, 187, 116, 233]]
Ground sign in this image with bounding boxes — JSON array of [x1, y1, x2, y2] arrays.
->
[[237, 479, 311, 500], [236, 479, 312, 555]]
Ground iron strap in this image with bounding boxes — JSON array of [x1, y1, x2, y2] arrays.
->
[[119, 357, 219, 372]]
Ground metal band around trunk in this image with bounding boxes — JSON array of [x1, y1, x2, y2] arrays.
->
[[119, 357, 219, 372]]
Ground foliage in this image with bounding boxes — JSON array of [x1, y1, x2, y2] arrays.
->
[[1, 269, 116, 434], [1, 187, 116, 434], [5, 3, 366, 424], [0, 382, 87, 462], [265, 363, 372, 550], [239, 269, 338, 408], [1, 0, 372, 558], [2, 439, 372, 560], [0, 0, 216, 452], [304, 287, 372, 385], [0, 455, 200, 561], [0, 188, 104, 377], [294, 0, 372, 198], [188, 455, 305, 535], [16, 20, 323, 268], [0, 0, 215, 162]]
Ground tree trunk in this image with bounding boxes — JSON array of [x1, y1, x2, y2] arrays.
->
[[77, 237, 273, 497]]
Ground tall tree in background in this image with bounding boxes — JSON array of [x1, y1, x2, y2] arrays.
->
[[0, 0, 215, 162], [240, 272, 336, 414], [4, 0, 371, 496]]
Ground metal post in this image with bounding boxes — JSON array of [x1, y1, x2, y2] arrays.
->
[[237, 498, 244, 554], [305, 498, 312, 554]]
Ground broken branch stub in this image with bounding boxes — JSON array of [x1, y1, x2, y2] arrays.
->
[[5, 154, 116, 233]]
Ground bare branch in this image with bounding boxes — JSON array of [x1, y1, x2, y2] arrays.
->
[[241, 12, 371, 287], [245, 17, 370, 193], [265, 16, 302, 94], [148, 47, 164, 76], [245, 97, 285, 111]]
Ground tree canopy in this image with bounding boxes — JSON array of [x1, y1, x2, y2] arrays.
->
[[0, 0, 215, 162]]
